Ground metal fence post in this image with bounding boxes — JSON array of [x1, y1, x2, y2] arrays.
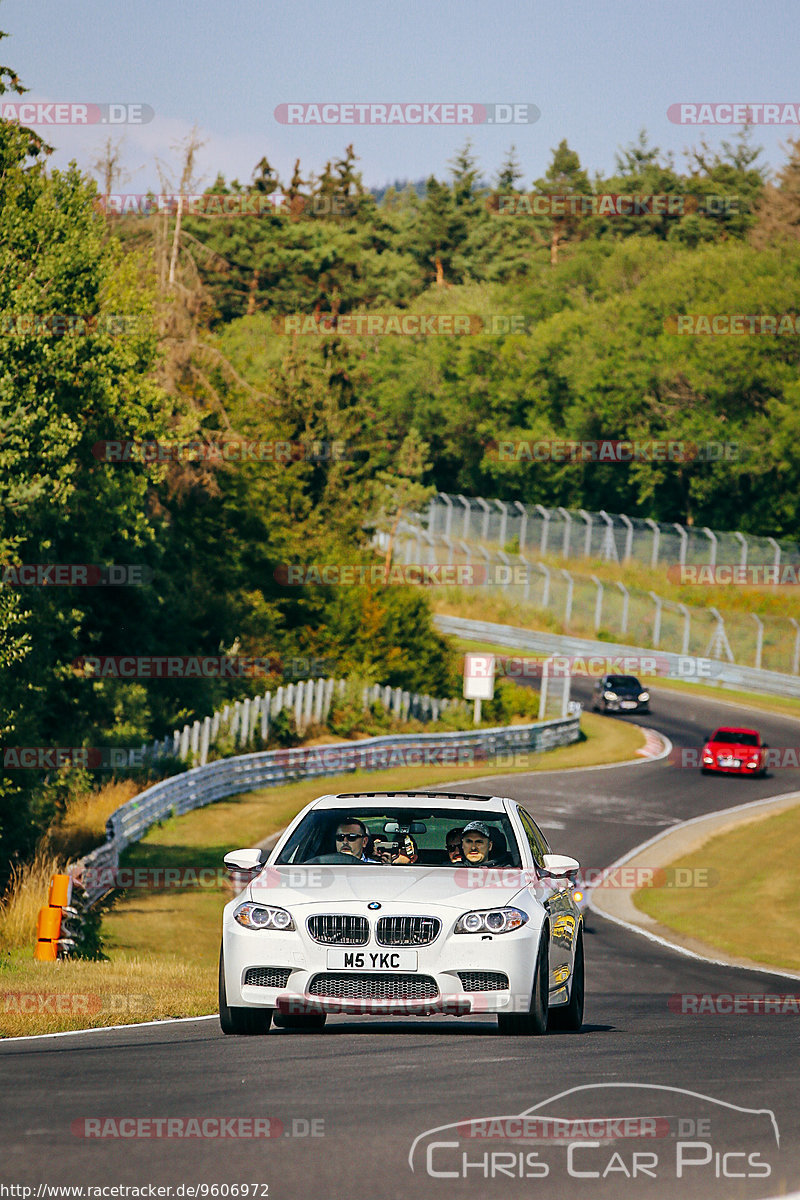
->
[[645, 518, 660, 569], [535, 504, 551, 555], [678, 603, 691, 656], [619, 512, 634, 563], [514, 500, 528, 551], [496, 499, 508, 547], [752, 614, 764, 671], [458, 494, 471, 540], [578, 509, 593, 557], [560, 569, 574, 626], [734, 531, 748, 568], [538, 659, 549, 719], [617, 581, 630, 636], [441, 493, 454, 538], [702, 527, 718, 568], [557, 507, 573, 558], [767, 536, 781, 570], [673, 523, 688, 568], [790, 619, 800, 675], [590, 574, 604, 632], [477, 496, 492, 541], [649, 591, 663, 648]]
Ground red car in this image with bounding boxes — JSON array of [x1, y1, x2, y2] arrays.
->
[[701, 727, 768, 776]]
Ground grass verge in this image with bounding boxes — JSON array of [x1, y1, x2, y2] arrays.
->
[[0, 712, 645, 1037], [633, 804, 800, 972]]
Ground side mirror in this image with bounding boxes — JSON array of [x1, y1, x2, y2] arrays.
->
[[762, 741, 769, 749], [542, 853, 580, 876], [224, 848, 265, 871]]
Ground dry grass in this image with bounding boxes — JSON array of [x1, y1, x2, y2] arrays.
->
[[42, 777, 144, 860], [633, 805, 800, 971], [0, 847, 64, 952]]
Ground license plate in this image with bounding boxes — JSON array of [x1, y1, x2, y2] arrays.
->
[[718, 756, 739, 767], [621, 700, 637, 709], [326, 949, 418, 971]]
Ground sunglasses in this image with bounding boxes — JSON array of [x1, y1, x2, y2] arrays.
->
[[336, 833, 364, 842]]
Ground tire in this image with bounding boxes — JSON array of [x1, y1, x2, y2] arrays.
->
[[218, 947, 272, 1035], [273, 1012, 327, 1032], [498, 932, 549, 1036], [548, 928, 584, 1033]]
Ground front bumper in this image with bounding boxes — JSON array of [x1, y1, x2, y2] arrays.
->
[[602, 697, 648, 713], [222, 907, 542, 1015]]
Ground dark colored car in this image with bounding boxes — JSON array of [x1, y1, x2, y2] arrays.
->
[[701, 727, 768, 776], [592, 674, 650, 714]]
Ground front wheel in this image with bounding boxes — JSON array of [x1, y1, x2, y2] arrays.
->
[[498, 933, 549, 1036], [218, 947, 272, 1035], [548, 928, 584, 1032]]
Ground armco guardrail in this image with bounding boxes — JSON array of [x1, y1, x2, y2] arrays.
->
[[71, 716, 581, 905], [433, 614, 800, 701]]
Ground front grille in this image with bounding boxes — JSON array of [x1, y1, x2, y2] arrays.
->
[[376, 916, 441, 946], [243, 967, 292, 988], [457, 971, 510, 992], [307, 915, 369, 945], [308, 973, 439, 1000]]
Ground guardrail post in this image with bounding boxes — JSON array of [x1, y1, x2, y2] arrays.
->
[[190, 720, 201, 758], [200, 717, 211, 765], [648, 591, 663, 648], [752, 614, 764, 670], [295, 682, 306, 730], [304, 679, 314, 728], [179, 724, 190, 760]]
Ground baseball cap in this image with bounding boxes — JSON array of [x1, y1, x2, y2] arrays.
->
[[462, 821, 491, 838]]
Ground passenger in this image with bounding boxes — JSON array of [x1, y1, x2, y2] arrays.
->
[[334, 818, 379, 862], [460, 821, 495, 866], [445, 827, 466, 863]]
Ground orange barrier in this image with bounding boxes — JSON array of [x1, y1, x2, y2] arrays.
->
[[34, 874, 74, 960]]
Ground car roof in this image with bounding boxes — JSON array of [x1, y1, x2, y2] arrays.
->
[[710, 727, 760, 736], [311, 791, 512, 813]]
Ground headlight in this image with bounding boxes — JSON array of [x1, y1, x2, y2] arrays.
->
[[639, 692, 649, 701], [603, 690, 617, 700], [234, 902, 295, 930], [454, 907, 528, 935]]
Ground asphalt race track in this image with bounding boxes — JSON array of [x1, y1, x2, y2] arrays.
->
[[2, 682, 799, 1200]]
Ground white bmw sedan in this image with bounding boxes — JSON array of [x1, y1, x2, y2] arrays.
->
[[219, 791, 584, 1036]]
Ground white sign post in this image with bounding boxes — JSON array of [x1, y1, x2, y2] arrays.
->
[[463, 653, 496, 725]]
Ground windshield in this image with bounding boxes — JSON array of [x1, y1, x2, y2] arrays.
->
[[711, 730, 759, 746], [606, 676, 642, 689], [276, 807, 522, 867]]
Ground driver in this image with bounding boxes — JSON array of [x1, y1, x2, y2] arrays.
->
[[460, 821, 495, 866], [334, 819, 379, 862]]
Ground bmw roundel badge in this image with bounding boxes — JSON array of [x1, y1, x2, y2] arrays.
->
[[367, 902, 381, 910]]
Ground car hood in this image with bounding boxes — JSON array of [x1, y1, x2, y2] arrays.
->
[[706, 740, 759, 752], [248, 864, 525, 910]]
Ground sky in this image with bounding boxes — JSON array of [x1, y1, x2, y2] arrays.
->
[[1, 0, 798, 194]]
